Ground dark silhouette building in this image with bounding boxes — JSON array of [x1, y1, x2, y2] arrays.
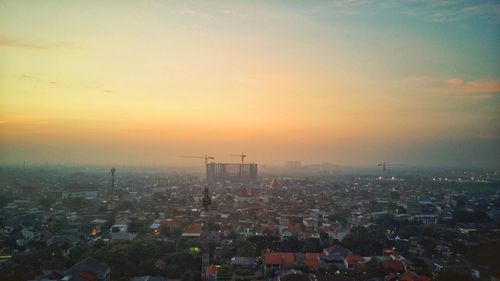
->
[[206, 163, 257, 183]]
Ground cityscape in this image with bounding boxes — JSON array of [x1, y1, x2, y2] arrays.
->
[[0, 162, 499, 281], [1, 1, 499, 281]]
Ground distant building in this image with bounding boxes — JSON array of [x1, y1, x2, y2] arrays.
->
[[235, 186, 262, 203], [206, 163, 257, 183], [181, 223, 202, 238], [62, 191, 99, 200], [270, 178, 282, 188]]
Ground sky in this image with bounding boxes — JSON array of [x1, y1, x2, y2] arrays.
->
[[0, 0, 499, 168]]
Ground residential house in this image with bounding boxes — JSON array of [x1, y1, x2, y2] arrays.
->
[[64, 257, 111, 281]]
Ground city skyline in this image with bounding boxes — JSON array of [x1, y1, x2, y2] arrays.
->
[[1, 1, 499, 167]]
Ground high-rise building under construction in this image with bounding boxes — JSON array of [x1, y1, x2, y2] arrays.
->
[[206, 163, 257, 183]]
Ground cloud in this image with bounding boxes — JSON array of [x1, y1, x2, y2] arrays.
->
[[0, 34, 81, 50], [401, 0, 500, 24], [14, 74, 58, 86], [429, 79, 500, 95], [12, 73, 115, 95], [307, 1, 500, 24], [406, 75, 500, 95], [445, 78, 464, 86]]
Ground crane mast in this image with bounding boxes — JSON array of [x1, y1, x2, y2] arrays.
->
[[201, 186, 211, 280], [110, 167, 116, 198]]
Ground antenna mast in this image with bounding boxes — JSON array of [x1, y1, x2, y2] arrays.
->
[[110, 167, 116, 198], [201, 185, 211, 280]]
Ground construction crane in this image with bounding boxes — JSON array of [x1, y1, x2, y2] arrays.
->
[[201, 185, 211, 281], [377, 162, 392, 178], [180, 155, 215, 165], [180, 154, 215, 280], [110, 167, 116, 198], [231, 153, 246, 164], [378, 162, 386, 172]]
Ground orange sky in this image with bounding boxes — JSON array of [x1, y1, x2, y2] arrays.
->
[[1, 1, 499, 167]]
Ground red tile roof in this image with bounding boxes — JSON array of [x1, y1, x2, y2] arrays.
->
[[345, 255, 364, 265], [399, 273, 431, 281], [382, 260, 406, 273], [264, 253, 295, 266], [383, 248, 395, 254], [207, 264, 217, 276], [77, 271, 97, 281], [182, 223, 202, 235], [161, 219, 179, 228], [286, 223, 302, 233], [248, 204, 266, 210], [237, 187, 260, 197], [303, 253, 323, 270]]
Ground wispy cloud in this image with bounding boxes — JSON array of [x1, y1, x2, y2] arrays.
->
[[305, 0, 500, 23], [12, 74, 114, 95], [0, 34, 82, 50], [436, 79, 500, 95], [406, 75, 500, 96], [401, 0, 500, 24]]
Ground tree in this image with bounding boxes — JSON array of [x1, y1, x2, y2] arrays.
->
[[182, 270, 201, 281], [128, 220, 147, 235], [301, 238, 322, 253], [248, 236, 278, 255], [411, 258, 431, 276], [158, 241, 176, 253], [375, 214, 399, 230], [328, 214, 348, 224], [217, 265, 233, 281], [436, 270, 470, 281], [62, 197, 86, 211], [388, 191, 400, 200], [38, 197, 52, 210], [453, 210, 491, 223], [342, 231, 384, 256], [68, 243, 86, 261], [160, 226, 171, 237], [422, 238, 436, 257], [236, 241, 256, 257], [356, 258, 389, 281]]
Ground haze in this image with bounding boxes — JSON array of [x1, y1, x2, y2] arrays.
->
[[1, 1, 499, 167]]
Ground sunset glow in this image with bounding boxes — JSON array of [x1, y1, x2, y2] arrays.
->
[[1, 1, 499, 166]]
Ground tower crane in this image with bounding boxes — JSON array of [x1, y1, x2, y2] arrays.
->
[[201, 186, 212, 280], [377, 162, 392, 178], [180, 155, 215, 165], [180, 154, 216, 280], [231, 153, 246, 164]]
